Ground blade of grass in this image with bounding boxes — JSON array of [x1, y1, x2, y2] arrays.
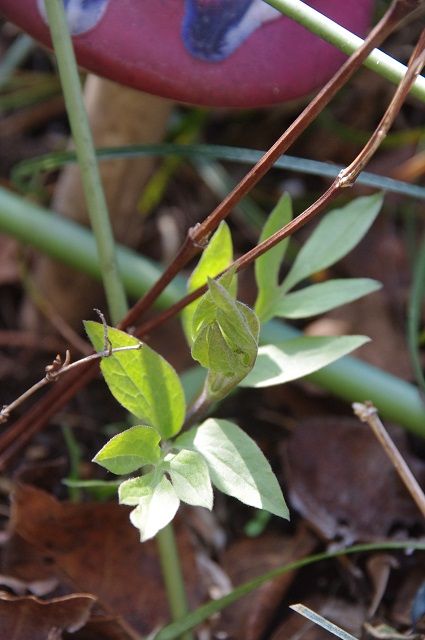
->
[[0, 34, 34, 89], [12, 144, 425, 202], [289, 604, 358, 640], [154, 540, 425, 640]]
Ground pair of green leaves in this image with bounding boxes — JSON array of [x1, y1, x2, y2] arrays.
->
[[255, 192, 383, 322], [244, 193, 383, 388], [85, 322, 287, 541]]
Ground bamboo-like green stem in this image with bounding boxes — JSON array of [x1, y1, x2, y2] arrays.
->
[[43, 0, 127, 325], [157, 526, 193, 640], [0, 185, 424, 435], [264, 0, 425, 103]]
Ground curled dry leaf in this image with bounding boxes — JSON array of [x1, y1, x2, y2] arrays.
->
[[0, 592, 95, 639]]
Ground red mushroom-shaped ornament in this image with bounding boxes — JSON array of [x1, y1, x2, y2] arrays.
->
[[1, 0, 374, 107]]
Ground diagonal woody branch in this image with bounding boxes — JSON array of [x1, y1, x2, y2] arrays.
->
[[122, 0, 416, 329], [135, 25, 425, 339], [0, 0, 420, 469]]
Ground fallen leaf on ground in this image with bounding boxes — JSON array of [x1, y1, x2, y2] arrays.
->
[[284, 418, 424, 543], [0, 592, 95, 639], [7, 483, 205, 636]]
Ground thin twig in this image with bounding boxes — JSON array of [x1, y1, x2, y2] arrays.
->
[[122, 0, 410, 330], [0, 343, 142, 424], [353, 401, 425, 519], [133, 26, 425, 339], [0, 0, 418, 468]]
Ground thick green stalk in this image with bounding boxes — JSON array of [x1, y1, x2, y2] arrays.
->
[[0, 185, 424, 435], [157, 526, 193, 640], [43, 0, 127, 324], [0, 186, 185, 307], [264, 0, 425, 103]]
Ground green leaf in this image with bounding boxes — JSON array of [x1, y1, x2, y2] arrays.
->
[[281, 193, 383, 293], [176, 418, 289, 518], [182, 221, 233, 343], [191, 269, 236, 337], [119, 473, 180, 541], [255, 193, 292, 321], [240, 335, 370, 387], [272, 278, 381, 319], [118, 470, 157, 506], [191, 279, 259, 400], [84, 321, 186, 438], [167, 449, 213, 509], [93, 425, 161, 475]]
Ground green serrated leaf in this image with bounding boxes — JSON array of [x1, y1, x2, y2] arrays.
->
[[128, 475, 180, 542], [281, 194, 383, 293], [182, 221, 233, 343], [93, 426, 161, 475], [176, 418, 289, 518], [84, 322, 186, 438], [240, 335, 370, 387], [255, 193, 292, 321], [168, 449, 213, 509], [272, 278, 381, 319]]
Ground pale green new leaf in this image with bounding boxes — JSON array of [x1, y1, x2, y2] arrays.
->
[[272, 278, 381, 319], [84, 321, 186, 438], [240, 335, 369, 387], [255, 193, 292, 321], [209, 278, 259, 356], [182, 221, 233, 343], [281, 193, 383, 293], [176, 418, 289, 519], [93, 425, 161, 475], [191, 269, 236, 337], [191, 278, 259, 399], [168, 449, 213, 509], [119, 470, 157, 506], [128, 475, 180, 542]]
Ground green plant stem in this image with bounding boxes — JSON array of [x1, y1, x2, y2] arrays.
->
[[0, 34, 34, 89], [0, 185, 423, 435], [43, 0, 189, 625], [43, 0, 127, 325], [264, 0, 425, 103], [157, 526, 193, 640], [407, 229, 425, 395]]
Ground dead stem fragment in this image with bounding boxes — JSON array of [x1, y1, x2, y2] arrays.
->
[[353, 401, 425, 519]]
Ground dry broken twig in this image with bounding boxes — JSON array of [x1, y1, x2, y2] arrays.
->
[[353, 401, 425, 519]]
